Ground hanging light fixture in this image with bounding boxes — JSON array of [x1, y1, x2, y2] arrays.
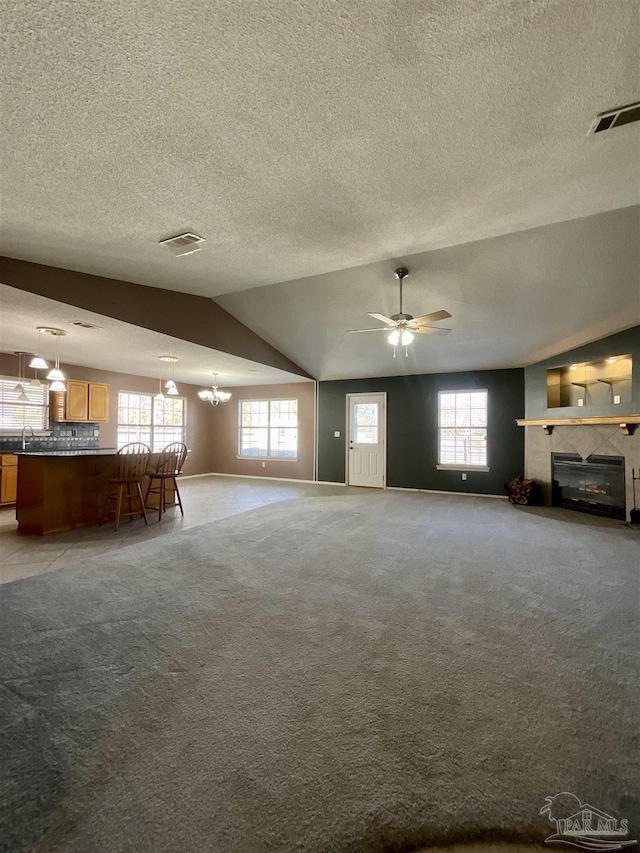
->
[[154, 378, 165, 402], [159, 356, 179, 395], [29, 329, 50, 372], [38, 327, 67, 388], [13, 352, 26, 393], [14, 353, 30, 401], [198, 373, 232, 407]]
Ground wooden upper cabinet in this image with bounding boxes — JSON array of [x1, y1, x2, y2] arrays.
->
[[88, 383, 109, 423], [51, 381, 110, 423], [66, 380, 89, 422]]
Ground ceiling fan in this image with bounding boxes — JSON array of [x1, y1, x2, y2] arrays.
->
[[347, 267, 452, 355]]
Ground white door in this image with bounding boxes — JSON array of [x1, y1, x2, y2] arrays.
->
[[347, 393, 386, 488]]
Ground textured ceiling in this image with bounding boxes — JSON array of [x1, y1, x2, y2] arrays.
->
[[1, 0, 639, 296], [216, 207, 640, 380], [0, 285, 308, 387]]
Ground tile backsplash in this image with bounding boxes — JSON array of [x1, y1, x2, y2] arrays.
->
[[0, 422, 100, 452]]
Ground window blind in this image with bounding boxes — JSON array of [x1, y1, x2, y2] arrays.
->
[[0, 376, 50, 431]]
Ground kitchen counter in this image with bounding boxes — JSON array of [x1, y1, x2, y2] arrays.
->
[[14, 448, 118, 457], [16, 451, 123, 535]]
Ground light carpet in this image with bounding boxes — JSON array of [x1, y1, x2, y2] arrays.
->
[[1, 492, 638, 852]]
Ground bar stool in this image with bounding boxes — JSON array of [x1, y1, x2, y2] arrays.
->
[[145, 442, 188, 521], [105, 443, 151, 532]]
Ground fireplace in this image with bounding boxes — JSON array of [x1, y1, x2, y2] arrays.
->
[[552, 454, 626, 520]]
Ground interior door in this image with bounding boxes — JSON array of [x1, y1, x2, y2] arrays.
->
[[347, 394, 386, 488]]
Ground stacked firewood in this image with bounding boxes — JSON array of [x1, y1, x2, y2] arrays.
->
[[505, 476, 539, 505]]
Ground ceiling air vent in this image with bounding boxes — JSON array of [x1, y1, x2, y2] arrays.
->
[[159, 232, 206, 257], [72, 321, 102, 329], [588, 101, 640, 135]]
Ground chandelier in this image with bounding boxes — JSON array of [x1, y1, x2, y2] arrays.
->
[[198, 373, 232, 407]]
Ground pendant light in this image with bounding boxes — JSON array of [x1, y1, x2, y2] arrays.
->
[[14, 353, 29, 401], [159, 356, 179, 395], [30, 327, 50, 371], [13, 352, 26, 393], [154, 378, 165, 402], [38, 327, 67, 388]]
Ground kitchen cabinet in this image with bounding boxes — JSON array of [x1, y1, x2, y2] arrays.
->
[[0, 454, 18, 505], [88, 383, 109, 422], [66, 380, 89, 421], [51, 381, 110, 424]]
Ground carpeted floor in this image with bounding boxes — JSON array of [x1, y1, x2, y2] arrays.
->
[[1, 491, 638, 852]]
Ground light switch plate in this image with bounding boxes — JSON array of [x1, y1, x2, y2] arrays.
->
[[578, 398, 584, 407]]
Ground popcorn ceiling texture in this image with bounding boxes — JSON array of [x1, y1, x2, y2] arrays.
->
[[1, 0, 639, 297]]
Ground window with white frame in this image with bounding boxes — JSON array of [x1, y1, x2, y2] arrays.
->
[[438, 390, 488, 468], [117, 392, 186, 451], [239, 399, 298, 459], [0, 376, 49, 432]]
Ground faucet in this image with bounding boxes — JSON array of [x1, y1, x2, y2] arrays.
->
[[21, 425, 35, 451]]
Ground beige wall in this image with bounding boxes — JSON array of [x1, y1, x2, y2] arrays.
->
[[208, 382, 315, 481], [0, 353, 214, 475]]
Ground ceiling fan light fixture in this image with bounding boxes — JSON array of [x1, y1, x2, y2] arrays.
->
[[387, 329, 400, 347]]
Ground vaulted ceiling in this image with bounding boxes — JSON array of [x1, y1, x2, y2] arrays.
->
[[1, 0, 639, 380]]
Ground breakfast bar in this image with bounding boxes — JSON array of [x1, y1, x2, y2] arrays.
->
[[15, 449, 119, 535]]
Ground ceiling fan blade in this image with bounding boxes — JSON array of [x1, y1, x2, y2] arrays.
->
[[413, 326, 452, 335], [347, 327, 390, 333], [367, 312, 396, 325], [411, 310, 452, 325]]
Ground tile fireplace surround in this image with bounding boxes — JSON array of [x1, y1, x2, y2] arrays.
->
[[525, 424, 640, 521]]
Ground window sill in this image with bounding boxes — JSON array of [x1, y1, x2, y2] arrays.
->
[[436, 464, 490, 473], [237, 455, 298, 463]]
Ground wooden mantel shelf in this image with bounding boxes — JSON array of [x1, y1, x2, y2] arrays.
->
[[516, 415, 640, 436]]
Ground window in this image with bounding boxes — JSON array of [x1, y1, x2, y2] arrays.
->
[[117, 392, 186, 451], [239, 399, 298, 459], [438, 390, 488, 469], [0, 376, 49, 432]]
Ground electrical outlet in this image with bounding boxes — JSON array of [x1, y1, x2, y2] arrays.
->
[[334, 431, 341, 438], [614, 395, 621, 405], [461, 472, 467, 481], [578, 398, 584, 407], [262, 462, 266, 468]]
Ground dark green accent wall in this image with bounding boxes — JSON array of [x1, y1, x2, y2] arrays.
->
[[524, 325, 640, 418], [318, 369, 524, 494]]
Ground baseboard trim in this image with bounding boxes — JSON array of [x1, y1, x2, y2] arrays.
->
[[182, 473, 505, 497], [387, 486, 508, 500], [182, 472, 346, 486]]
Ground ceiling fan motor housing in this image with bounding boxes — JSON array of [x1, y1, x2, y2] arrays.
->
[[391, 313, 414, 322]]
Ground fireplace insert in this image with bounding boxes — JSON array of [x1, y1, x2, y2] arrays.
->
[[552, 454, 626, 520]]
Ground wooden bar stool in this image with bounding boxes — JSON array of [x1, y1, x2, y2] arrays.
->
[[105, 443, 151, 532], [145, 442, 188, 521]]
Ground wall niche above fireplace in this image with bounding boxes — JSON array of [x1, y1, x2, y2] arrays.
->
[[546, 354, 632, 409]]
